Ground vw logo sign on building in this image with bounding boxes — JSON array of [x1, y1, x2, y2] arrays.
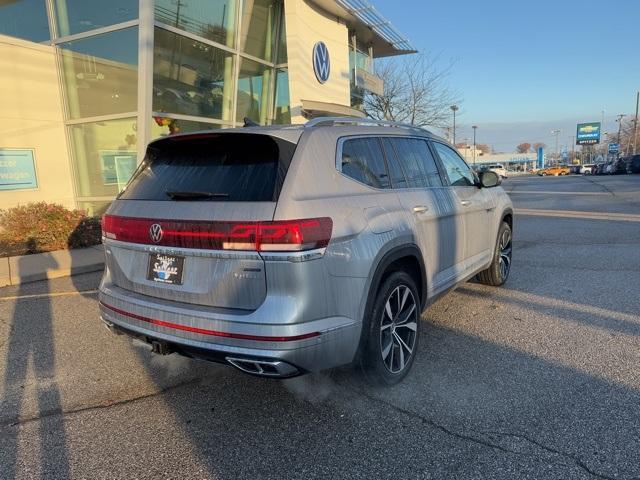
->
[[149, 223, 163, 243], [312, 41, 330, 84]]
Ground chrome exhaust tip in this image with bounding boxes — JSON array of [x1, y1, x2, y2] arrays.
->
[[226, 357, 299, 378]]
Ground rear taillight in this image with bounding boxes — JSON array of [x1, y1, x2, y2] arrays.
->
[[102, 215, 332, 252]]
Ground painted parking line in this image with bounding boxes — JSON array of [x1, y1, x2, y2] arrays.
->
[[0, 289, 98, 301], [516, 208, 640, 222], [509, 190, 613, 196]]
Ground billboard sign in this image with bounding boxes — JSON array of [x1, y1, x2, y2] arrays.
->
[[0, 149, 38, 191], [576, 122, 601, 145]]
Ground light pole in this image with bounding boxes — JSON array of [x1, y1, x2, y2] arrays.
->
[[450, 105, 459, 145], [633, 91, 639, 155], [601, 109, 606, 158], [461, 137, 469, 161], [551, 129, 561, 163], [616, 114, 625, 157], [472, 125, 478, 165]]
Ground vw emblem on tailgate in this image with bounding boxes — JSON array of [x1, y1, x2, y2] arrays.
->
[[149, 223, 163, 243], [313, 41, 330, 84]]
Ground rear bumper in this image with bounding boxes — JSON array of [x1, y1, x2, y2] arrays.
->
[[98, 282, 361, 375]]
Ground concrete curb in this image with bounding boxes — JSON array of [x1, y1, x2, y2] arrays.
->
[[0, 245, 105, 287]]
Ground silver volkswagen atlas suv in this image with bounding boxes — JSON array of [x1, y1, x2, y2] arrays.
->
[[99, 117, 513, 385]]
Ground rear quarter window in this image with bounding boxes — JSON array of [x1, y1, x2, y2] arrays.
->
[[118, 133, 296, 202], [340, 137, 391, 189]]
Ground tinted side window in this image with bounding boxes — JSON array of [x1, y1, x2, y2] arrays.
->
[[433, 142, 475, 187], [384, 138, 426, 188], [341, 138, 390, 189], [380, 138, 408, 188], [412, 139, 443, 187]]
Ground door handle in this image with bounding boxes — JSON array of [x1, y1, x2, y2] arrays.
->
[[412, 205, 429, 214], [460, 200, 472, 207]]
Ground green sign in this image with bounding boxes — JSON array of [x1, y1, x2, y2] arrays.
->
[[0, 149, 38, 191]]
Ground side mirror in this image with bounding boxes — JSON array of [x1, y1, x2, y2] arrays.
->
[[478, 170, 501, 188]]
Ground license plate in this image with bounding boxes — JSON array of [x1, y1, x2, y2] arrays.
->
[[147, 253, 184, 285]]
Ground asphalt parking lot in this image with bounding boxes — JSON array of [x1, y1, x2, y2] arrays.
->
[[1, 174, 639, 480]]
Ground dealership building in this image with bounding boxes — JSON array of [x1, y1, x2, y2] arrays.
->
[[0, 0, 414, 215]]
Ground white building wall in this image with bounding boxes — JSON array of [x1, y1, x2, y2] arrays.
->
[[283, 0, 351, 123], [0, 35, 74, 210]]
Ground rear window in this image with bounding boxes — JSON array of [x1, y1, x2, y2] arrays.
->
[[118, 133, 296, 202]]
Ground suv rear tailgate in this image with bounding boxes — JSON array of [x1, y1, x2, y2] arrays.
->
[[102, 132, 297, 310]]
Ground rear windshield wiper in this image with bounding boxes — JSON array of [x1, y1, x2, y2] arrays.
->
[[166, 191, 230, 200]]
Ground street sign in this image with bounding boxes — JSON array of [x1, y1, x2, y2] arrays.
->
[[608, 143, 620, 154], [576, 122, 601, 145]]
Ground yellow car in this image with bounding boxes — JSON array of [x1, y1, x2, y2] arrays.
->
[[537, 166, 570, 176]]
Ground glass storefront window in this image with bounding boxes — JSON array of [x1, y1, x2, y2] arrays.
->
[[69, 118, 138, 198], [349, 44, 371, 109], [59, 28, 138, 119], [77, 201, 112, 217], [0, 0, 50, 42], [273, 69, 290, 124], [154, 28, 234, 121], [276, 5, 287, 64], [240, 0, 280, 62], [54, 0, 137, 37], [151, 116, 222, 139], [155, 0, 237, 48], [349, 47, 372, 75], [236, 58, 271, 124]]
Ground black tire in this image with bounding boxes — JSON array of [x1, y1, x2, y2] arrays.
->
[[477, 222, 512, 286], [359, 271, 420, 386]]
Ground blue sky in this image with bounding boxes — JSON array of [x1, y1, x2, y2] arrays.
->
[[373, 0, 639, 151]]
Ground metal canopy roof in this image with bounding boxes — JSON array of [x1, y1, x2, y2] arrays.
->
[[309, 0, 417, 57]]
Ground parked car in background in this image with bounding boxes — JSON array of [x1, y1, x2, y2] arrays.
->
[[98, 117, 514, 385], [486, 163, 508, 178], [579, 164, 595, 175], [537, 165, 570, 176], [612, 158, 628, 175], [604, 161, 615, 174], [568, 165, 581, 174], [626, 155, 640, 174], [594, 163, 606, 175]]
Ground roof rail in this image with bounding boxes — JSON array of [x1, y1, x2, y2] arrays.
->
[[304, 116, 431, 134]]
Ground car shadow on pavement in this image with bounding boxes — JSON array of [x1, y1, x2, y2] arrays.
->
[[114, 319, 640, 480], [456, 285, 640, 338], [2, 248, 71, 479]]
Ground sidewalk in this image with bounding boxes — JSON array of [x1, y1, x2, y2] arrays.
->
[[0, 245, 105, 287]]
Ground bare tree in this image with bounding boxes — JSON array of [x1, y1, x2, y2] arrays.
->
[[532, 142, 547, 153], [516, 143, 532, 153], [364, 54, 461, 129], [617, 118, 640, 155], [476, 144, 491, 155]]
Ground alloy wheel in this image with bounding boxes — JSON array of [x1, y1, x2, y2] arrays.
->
[[498, 227, 512, 281], [379, 285, 418, 374]]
